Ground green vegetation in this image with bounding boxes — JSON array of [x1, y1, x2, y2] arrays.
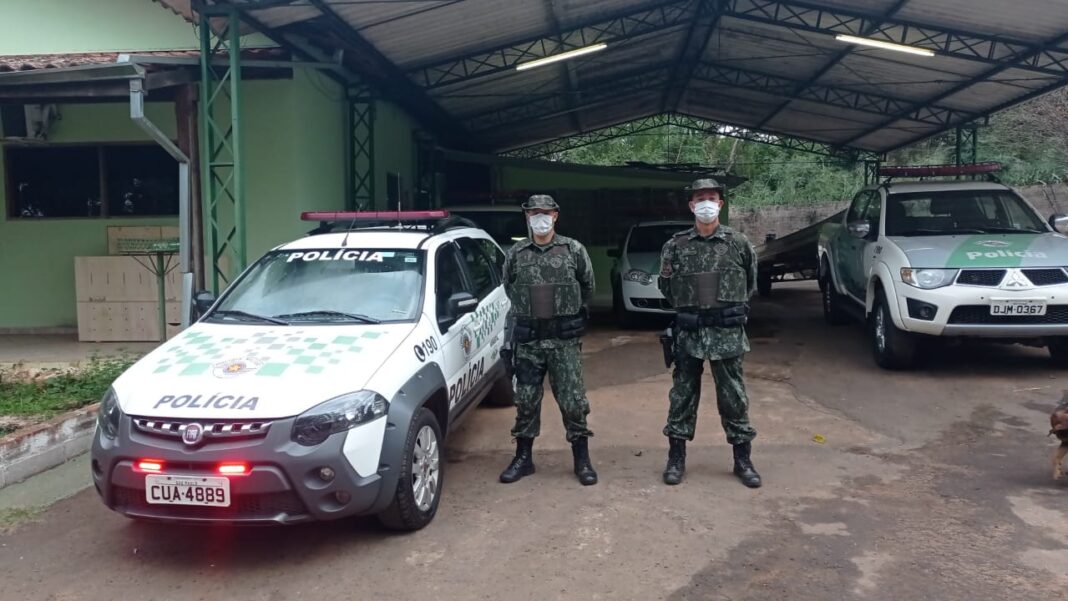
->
[[555, 90, 1068, 207], [0, 356, 136, 420], [0, 506, 42, 533]]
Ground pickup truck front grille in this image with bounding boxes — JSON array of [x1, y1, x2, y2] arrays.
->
[[948, 305, 1068, 325], [956, 270, 1005, 286], [1023, 268, 1068, 286]]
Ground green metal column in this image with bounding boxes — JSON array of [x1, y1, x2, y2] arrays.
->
[[864, 158, 882, 185], [198, 4, 245, 293], [955, 124, 979, 167], [348, 84, 375, 210]]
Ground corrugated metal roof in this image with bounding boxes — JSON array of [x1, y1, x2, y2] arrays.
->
[[149, 0, 1068, 155]]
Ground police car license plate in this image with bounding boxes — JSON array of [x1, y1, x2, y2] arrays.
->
[[990, 300, 1047, 316], [145, 475, 230, 507]]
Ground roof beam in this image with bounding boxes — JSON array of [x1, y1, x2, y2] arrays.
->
[[661, 0, 725, 113], [299, 0, 471, 146], [690, 61, 975, 126], [842, 28, 1068, 147], [502, 112, 862, 158], [461, 62, 676, 132], [722, 0, 1068, 77], [544, 0, 584, 132], [753, 0, 909, 129], [408, 0, 695, 90]]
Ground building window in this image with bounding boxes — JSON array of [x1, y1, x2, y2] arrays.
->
[[5, 144, 178, 218]]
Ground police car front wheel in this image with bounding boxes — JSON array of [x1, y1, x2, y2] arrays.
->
[[377, 408, 444, 531]]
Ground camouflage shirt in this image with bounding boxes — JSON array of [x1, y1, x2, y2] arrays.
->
[[503, 234, 595, 349], [658, 225, 757, 360]]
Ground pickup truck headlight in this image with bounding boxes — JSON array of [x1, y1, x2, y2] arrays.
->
[[97, 388, 121, 439], [292, 390, 389, 446], [901, 268, 958, 289], [623, 269, 654, 285]]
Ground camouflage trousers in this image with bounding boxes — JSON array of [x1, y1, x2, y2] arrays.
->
[[664, 352, 756, 445], [511, 341, 593, 443]]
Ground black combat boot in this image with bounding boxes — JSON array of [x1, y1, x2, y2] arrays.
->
[[732, 441, 762, 488], [499, 437, 535, 483], [663, 438, 686, 485], [571, 437, 598, 486]]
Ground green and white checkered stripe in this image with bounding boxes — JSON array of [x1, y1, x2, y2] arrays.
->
[[153, 329, 384, 377]]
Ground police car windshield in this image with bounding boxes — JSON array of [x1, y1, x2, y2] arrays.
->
[[628, 225, 688, 253], [212, 248, 424, 323], [886, 190, 1047, 236]]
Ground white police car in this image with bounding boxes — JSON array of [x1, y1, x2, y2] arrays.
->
[[92, 211, 513, 530]]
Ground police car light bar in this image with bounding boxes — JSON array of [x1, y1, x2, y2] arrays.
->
[[300, 210, 450, 221], [877, 162, 1002, 178]]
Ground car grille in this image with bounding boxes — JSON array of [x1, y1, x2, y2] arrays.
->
[[133, 417, 272, 441], [112, 486, 307, 521], [1023, 268, 1068, 286], [956, 270, 1005, 286], [947, 305, 1068, 325]]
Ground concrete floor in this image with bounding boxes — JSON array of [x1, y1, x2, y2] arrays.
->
[[0, 335, 157, 366], [1, 281, 1066, 600]]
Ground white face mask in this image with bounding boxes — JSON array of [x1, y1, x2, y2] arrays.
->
[[693, 200, 721, 224], [529, 214, 554, 236]]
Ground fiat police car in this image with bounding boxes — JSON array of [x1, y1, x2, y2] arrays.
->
[[92, 211, 513, 530], [818, 163, 1068, 369]]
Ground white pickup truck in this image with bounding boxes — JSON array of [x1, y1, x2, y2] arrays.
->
[[817, 165, 1068, 369]]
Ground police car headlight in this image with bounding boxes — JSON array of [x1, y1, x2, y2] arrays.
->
[[97, 388, 121, 440], [624, 269, 654, 285], [901, 268, 958, 289], [292, 390, 389, 446]]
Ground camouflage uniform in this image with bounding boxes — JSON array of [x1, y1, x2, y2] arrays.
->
[[503, 233, 595, 443], [659, 224, 758, 444]]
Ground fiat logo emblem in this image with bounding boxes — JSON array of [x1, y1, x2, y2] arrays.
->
[[181, 423, 204, 445]]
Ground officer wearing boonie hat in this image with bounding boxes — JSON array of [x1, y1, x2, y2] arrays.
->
[[498, 194, 599, 486], [521, 194, 560, 211], [656, 177, 762, 488]]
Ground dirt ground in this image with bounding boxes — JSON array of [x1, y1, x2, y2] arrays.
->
[[1, 281, 1065, 600]]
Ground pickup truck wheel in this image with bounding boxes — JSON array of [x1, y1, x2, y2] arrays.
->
[[483, 371, 516, 406], [1048, 338, 1068, 367], [377, 408, 443, 531], [871, 292, 918, 370], [820, 272, 849, 326]]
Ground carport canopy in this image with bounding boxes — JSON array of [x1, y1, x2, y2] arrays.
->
[[158, 0, 1068, 158]]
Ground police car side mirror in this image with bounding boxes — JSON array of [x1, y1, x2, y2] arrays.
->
[[193, 290, 216, 317], [1049, 213, 1068, 234], [847, 220, 871, 239], [448, 292, 479, 317]]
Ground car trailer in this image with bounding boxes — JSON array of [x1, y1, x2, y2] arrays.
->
[[755, 210, 844, 297]]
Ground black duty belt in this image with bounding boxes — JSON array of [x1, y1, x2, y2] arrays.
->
[[675, 305, 748, 330], [515, 314, 586, 342]]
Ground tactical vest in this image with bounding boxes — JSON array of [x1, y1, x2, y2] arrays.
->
[[513, 243, 583, 319], [668, 234, 749, 311]]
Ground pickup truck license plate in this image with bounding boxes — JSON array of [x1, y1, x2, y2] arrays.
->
[[145, 475, 231, 507], [990, 300, 1047, 316]]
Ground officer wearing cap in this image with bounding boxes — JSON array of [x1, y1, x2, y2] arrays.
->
[[498, 194, 598, 486], [657, 178, 762, 488]]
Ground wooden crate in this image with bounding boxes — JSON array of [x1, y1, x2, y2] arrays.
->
[[75, 256, 181, 342]]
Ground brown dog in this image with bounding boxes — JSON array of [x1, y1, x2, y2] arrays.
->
[[1052, 393, 1068, 480]]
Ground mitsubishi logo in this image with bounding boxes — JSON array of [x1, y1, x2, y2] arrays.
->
[[1000, 269, 1032, 290], [181, 423, 204, 446]]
